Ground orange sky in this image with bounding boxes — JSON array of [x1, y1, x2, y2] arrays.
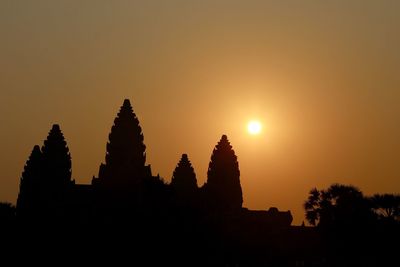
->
[[1, 1, 399, 224]]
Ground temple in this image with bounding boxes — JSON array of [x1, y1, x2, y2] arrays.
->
[[16, 99, 292, 227]]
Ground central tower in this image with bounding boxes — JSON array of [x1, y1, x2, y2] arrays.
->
[[93, 99, 151, 189]]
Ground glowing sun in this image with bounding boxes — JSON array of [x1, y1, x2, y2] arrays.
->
[[247, 120, 262, 135]]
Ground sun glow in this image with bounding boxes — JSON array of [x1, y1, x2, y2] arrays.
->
[[247, 120, 262, 135]]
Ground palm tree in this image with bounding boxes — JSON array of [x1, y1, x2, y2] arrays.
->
[[370, 194, 400, 221], [304, 184, 372, 227]]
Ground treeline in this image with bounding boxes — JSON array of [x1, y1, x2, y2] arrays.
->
[[305, 184, 400, 227], [304, 184, 400, 266]]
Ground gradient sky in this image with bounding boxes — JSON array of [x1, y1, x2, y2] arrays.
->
[[1, 1, 399, 224]]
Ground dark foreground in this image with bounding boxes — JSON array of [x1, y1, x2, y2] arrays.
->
[[1, 215, 399, 267]]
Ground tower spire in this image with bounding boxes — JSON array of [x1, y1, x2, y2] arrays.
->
[[94, 99, 150, 188], [171, 154, 198, 196], [16, 145, 43, 218], [205, 135, 243, 211]]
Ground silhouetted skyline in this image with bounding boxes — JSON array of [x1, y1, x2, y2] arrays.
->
[[4, 99, 399, 266], [16, 99, 290, 222], [1, 1, 400, 224]]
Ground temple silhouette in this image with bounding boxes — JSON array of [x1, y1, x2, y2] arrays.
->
[[11, 99, 305, 265], [7, 99, 399, 266], [16, 99, 292, 228]]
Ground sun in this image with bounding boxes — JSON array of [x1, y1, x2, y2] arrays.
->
[[247, 120, 262, 135]]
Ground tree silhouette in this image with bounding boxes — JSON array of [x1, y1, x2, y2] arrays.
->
[[94, 99, 150, 188], [16, 145, 43, 219], [304, 184, 373, 227], [171, 154, 198, 205], [204, 135, 242, 212], [370, 194, 400, 221]]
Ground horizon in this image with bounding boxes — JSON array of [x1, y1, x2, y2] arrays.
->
[[1, 1, 400, 225]]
